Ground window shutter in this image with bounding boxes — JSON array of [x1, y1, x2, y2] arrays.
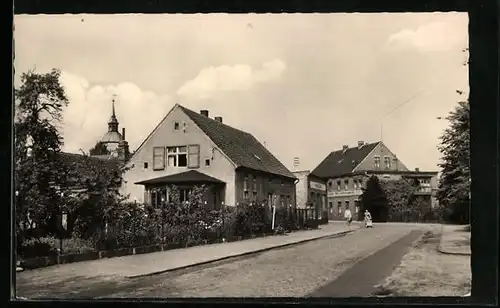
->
[[153, 147, 165, 170], [188, 145, 200, 168]]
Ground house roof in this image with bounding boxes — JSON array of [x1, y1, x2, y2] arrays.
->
[[57, 152, 121, 171], [53, 152, 123, 190], [179, 105, 296, 179], [135, 170, 226, 185], [311, 142, 380, 179]]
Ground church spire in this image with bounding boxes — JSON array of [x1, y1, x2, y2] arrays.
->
[[108, 94, 119, 132]]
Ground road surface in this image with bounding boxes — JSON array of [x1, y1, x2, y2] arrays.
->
[[16, 223, 431, 298]]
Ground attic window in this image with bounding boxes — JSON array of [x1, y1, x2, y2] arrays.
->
[[174, 122, 180, 130], [205, 159, 211, 166], [253, 154, 261, 161], [337, 159, 344, 164]]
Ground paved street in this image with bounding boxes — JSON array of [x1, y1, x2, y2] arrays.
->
[[16, 223, 435, 299]]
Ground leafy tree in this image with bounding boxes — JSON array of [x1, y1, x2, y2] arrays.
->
[[381, 178, 420, 222], [89, 141, 110, 156], [14, 69, 69, 242], [436, 47, 470, 225], [360, 176, 389, 222], [437, 98, 470, 224], [57, 153, 128, 240]]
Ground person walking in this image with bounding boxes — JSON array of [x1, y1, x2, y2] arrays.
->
[[344, 207, 353, 228], [364, 209, 373, 228]]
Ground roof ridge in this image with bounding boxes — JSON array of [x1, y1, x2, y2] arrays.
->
[[178, 104, 252, 136], [329, 141, 380, 155]]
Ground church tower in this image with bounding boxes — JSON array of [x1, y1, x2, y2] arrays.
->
[[101, 95, 123, 152]]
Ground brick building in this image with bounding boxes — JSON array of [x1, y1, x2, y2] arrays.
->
[[311, 141, 438, 220], [120, 104, 297, 210]]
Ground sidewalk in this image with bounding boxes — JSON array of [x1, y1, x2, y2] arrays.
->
[[18, 222, 360, 281], [438, 224, 471, 255]]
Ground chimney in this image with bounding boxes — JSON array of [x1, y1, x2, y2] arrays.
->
[[200, 110, 209, 117], [342, 145, 349, 151], [122, 128, 126, 140], [357, 141, 365, 148], [214, 116, 223, 123], [415, 167, 420, 172]]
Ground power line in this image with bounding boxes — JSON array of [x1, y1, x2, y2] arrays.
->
[[380, 89, 427, 141]]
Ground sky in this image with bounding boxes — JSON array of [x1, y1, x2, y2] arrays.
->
[[14, 13, 469, 172]]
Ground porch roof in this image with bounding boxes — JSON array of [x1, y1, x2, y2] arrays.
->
[[134, 170, 226, 186]]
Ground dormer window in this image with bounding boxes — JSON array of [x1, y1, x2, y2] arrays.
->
[[174, 122, 180, 130]]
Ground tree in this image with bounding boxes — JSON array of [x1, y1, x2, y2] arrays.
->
[[381, 178, 419, 222], [436, 47, 470, 225], [360, 176, 389, 222], [437, 98, 470, 224], [89, 141, 110, 156], [15, 69, 70, 242], [57, 153, 128, 239]]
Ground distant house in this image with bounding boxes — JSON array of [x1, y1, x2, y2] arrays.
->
[[311, 141, 438, 220], [54, 152, 123, 196], [121, 104, 297, 210], [293, 170, 327, 219]]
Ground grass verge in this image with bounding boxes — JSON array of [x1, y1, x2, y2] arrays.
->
[[373, 229, 471, 297]]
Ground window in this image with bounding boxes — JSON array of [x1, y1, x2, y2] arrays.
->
[[329, 202, 333, 208], [167, 146, 188, 167], [243, 191, 249, 199], [205, 159, 211, 166], [345, 200, 350, 209], [384, 156, 391, 169], [243, 176, 249, 191], [337, 201, 342, 214], [344, 179, 349, 190], [374, 156, 381, 169], [252, 178, 257, 192], [187, 145, 200, 168], [328, 181, 332, 188], [353, 179, 358, 189], [179, 188, 192, 202], [174, 122, 180, 130], [150, 188, 167, 209], [252, 191, 258, 200], [153, 147, 165, 170], [280, 195, 285, 207], [144, 162, 148, 169], [337, 180, 341, 191]]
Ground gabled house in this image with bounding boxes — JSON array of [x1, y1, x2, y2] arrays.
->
[[120, 104, 297, 210], [311, 141, 438, 220]]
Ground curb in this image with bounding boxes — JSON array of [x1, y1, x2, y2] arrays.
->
[[436, 245, 471, 256], [127, 229, 356, 279], [437, 225, 471, 256]]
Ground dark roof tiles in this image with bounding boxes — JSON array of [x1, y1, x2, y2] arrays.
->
[[135, 170, 225, 185], [311, 142, 380, 179], [179, 105, 295, 179]]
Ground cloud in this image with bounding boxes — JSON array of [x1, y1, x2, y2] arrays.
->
[[59, 71, 171, 154], [177, 59, 286, 100], [387, 21, 467, 52]]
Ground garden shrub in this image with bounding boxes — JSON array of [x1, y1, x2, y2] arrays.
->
[[18, 237, 58, 258]]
